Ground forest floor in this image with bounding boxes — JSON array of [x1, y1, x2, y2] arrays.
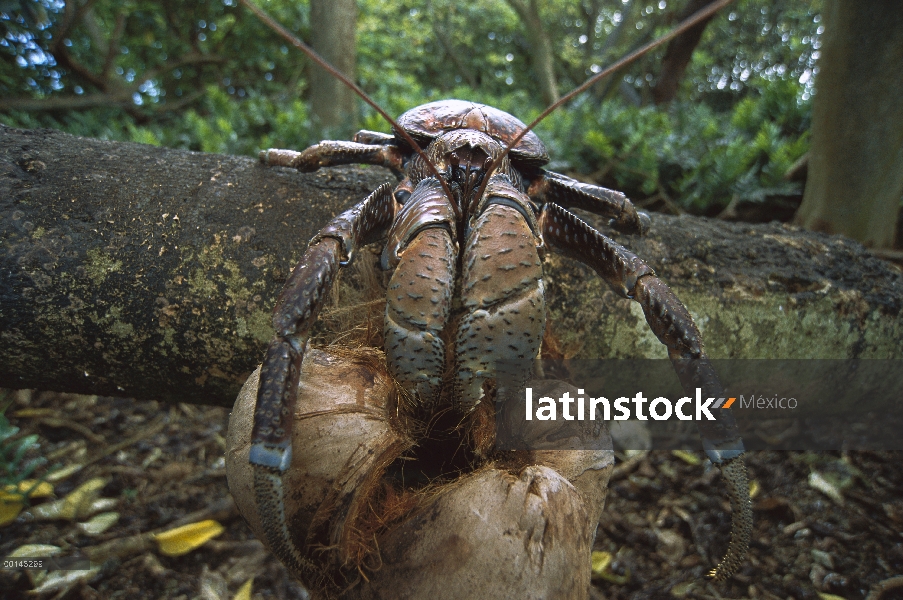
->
[[2, 389, 902, 600]]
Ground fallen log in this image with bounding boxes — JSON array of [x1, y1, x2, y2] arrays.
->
[[2, 125, 901, 407]]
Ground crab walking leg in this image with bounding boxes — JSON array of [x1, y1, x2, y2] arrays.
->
[[539, 203, 751, 581], [250, 183, 397, 581], [260, 140, 405, 174], [528, 171, 651, 235]]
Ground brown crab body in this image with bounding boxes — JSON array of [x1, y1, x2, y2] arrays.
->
[[248, 98, 751, 590], [381, 121, 546, 407]]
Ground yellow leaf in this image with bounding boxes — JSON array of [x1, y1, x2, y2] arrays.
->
[[3, 479, 54, 498], [234, 578, 254, 600], [591, 551, 612, 576], [0, 497, 25, 526], [154, 519, 225, 556], [60, 478, 107, 520], [671, 450, 701, 465], [817, 594, 847, 600], [750, 479, 761, 499], [591, 550, 630, 584]]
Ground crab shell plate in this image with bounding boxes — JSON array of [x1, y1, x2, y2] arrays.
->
[[394, 99, 550, 167]]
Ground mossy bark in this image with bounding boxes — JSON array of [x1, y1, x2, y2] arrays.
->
[[0, 125, 393, 405], [544, 216, 903, 361], [2, 125, 902, 406]]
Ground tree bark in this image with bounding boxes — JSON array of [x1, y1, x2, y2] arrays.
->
[[506, 0, 560, 105], [793, 0, 903, 249], [651, 0, 719, 105], [0, 125, 392, 406], [309, 0, 358, 138], [1, 125, 901, 407]]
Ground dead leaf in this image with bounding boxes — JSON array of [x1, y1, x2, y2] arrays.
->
[[153, 519, 225, 556]]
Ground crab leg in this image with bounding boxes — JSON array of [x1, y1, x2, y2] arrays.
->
[[250, 183, 396, 580], [529, 171, 651, 235], [539, 203, 751, 581], [260, 140, 405, 174]]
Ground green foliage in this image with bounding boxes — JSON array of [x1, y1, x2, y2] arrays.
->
[[541, 78, 809, 211], [0, 0, 819, 212], [0, 395, 45, 490]]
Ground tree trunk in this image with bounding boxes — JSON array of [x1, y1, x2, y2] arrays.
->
[[2, 125, 901, 408], [309, 0, 358, 138], [506, 0, 559, 105], [651, 0, 719, 105], [793, 0, 903, 249]]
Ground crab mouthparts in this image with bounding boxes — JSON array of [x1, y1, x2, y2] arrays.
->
[[446, 148, 492, 207]]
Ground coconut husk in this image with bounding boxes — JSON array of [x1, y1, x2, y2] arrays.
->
[[226, 347, 613, 599]]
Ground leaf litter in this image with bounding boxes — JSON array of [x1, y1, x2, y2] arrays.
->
[[1, 388, 901, 599]]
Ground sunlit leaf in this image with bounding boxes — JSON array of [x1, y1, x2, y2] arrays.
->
[[234, 578, 254, 600], [0, 497, 24, 526], [591, 550, 611, 576], [77, 511, 120, 536], [670, 450, 701, 465], [32, 567, 101, 595], [8, 543, 62, 557], [154, 519, 225, 556], [808, 471, 843, 504], [46, 463, 84, 482], [4, 479, 54, 498]]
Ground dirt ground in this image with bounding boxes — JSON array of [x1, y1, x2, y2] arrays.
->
[[2, 388, 901, 600]]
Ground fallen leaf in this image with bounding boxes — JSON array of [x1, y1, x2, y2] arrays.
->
[[154, 519, 225, 556], [32, 567, 101, 595], [46, 463, 84, 482], [11, 408, 56, 418], [591, 550, 612, 576], [234, 578, 253, 600], [8, 543, 62, 558], [32, 477, 108, 521], [4, 479, 54, 498], [77, 511, 120, 536], [750, 479, 761, 499], [671, 450, 701, 465], [809, 471, 844, 504], [0, 498, 24, 526], [0, 480, 55, 526]]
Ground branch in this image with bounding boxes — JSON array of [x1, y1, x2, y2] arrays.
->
[[1, 126, 900, 408], [0, 93, 132, 112], [101, 12, 128, 81], [0, 53, 224, 113], [140, 52, 227, 84]]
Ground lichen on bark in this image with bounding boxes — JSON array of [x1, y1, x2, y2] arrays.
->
[[2, 125, 901, 408]]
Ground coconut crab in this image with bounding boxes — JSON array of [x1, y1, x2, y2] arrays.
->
[[231, 0, 750, 595]]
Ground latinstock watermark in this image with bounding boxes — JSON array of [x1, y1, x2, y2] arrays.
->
[[523, 387, 744, 422], [495, 358, 903, 452]]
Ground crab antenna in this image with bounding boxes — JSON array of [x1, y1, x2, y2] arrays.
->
[[473, 0, 736, 204], [238, 0, 457, 210]]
